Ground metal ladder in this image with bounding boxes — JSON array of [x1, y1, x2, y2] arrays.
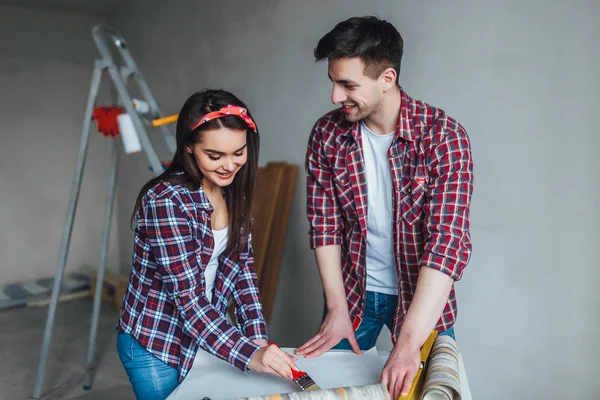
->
[[32, 24, 177, 399]]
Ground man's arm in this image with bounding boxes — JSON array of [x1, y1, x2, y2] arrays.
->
[[315, 245, 346, 312], [381, 268, 454, 398], [295, 245, 362, 357], [295, 120, 361, 357], [382, 124, 474, 398], [396, 268, 453, 354]]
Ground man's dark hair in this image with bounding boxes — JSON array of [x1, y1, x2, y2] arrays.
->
[[314, 16, 403, 83]]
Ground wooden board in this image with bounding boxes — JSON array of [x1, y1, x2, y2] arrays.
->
[[228, 161, 298, 324], [258, 163, 298, 322], [252, 164, 286, 279]]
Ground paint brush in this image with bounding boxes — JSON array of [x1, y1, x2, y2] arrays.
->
[[291, 368, 321, 391], [268, 341, 321, 391]]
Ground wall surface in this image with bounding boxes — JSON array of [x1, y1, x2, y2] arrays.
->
[[0, 5, 121, 284], [109, 1, 600, 398]]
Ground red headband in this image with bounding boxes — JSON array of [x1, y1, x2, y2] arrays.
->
[[191, 105, 257, 133]]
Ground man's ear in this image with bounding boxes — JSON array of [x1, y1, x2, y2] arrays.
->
[[380, 67, 397, 91]]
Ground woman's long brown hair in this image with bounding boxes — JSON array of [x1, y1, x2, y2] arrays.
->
[[131, 89, 260, 254]]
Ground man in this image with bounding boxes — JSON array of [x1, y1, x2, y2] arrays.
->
[[295, 16, 474, 399]]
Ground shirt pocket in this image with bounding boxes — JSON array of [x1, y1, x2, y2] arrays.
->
[[332, 169, 356, 220], [399, 177, 427, 225]]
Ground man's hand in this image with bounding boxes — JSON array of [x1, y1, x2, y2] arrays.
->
[[248, 343, 298, 380], [381, 341, 421, 399], [295, 307, 362, 358]]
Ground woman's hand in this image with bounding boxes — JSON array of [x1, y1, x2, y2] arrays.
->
[[249, 343, 298, 379]]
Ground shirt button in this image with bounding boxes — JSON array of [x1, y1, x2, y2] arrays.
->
[[406, 187, 412, 194]]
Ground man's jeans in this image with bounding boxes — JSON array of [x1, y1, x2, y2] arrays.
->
[[331, 291, 455, 351]]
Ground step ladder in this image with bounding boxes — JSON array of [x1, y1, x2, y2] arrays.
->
[[32, 24, 179, 399]]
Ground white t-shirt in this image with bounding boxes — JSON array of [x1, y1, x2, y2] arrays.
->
[[361, 121, 399, 295], [204, 226, 229, 302]]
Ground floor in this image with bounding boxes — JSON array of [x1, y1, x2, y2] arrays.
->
[[0, 298, 135, 400]]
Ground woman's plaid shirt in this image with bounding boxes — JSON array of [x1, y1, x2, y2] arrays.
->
[[116, 181, 267, 381]]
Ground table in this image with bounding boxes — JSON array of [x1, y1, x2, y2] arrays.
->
[[167, 347, 472, 400]]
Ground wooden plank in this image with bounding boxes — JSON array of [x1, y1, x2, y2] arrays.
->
[[252, 164, 285, 279], [258, 163, 298, 322], [228, 163, 286, 323]]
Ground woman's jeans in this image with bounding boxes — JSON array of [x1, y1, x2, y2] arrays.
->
[[117, 333, 179, 400]]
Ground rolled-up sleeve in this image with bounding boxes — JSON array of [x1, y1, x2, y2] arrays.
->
[[305, 122, 344, 249], [421, 126, 474, 281], [143, 195, 260, 372]]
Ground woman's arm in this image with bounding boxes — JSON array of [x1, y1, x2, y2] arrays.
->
[[232, 232, 268, 341], [145, 194, 261, 373]]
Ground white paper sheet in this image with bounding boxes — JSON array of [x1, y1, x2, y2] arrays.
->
[[168, 347, 382, 400]]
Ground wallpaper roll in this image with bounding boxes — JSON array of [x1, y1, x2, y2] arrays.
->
[[236, 383, 391, 400], [421, 336, 462, 400]]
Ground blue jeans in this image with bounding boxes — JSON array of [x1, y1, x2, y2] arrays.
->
[[117, 333, 179, 400], [330, 291, 455, 351]]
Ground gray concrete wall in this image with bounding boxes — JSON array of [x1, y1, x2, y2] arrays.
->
[[0, 5, 121, 284]]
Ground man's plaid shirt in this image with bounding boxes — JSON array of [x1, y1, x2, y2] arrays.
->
[[117, 181, 267, 381], [305, 88, 474, 339]]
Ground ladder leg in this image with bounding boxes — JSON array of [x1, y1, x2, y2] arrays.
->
[[32, 62, 104, 399], [83, 138, 119, 390]]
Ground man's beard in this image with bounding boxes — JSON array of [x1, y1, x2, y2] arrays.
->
[[342, 93, 382, 122], [342, 105, 370, 122]]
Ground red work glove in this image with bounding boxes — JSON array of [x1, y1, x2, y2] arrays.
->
[[92, 106, 124, 138]]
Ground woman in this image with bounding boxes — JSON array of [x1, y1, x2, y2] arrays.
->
[[116, 89, 296, 399]]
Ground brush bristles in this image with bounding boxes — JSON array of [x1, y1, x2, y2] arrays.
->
[[294, 374, 321, 391], [304, 384, 321, 391]]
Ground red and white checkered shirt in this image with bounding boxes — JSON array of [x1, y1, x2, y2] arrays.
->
[[117, 181, 267, 382], [305, 88, 474, 339]]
